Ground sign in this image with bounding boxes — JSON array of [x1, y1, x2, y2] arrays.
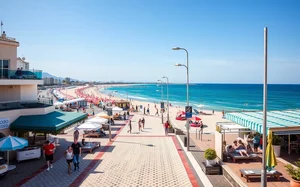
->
[[0, 118, 10, 130], [160, 102, 165, 109], [185, 106, 192, 118]]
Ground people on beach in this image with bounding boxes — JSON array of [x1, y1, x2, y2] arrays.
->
[[147, 108, 150, 115], [212, 110, 214, 115], [74, 129, 79, 141], [144, 107, 146, 115], [155, 108, 159, 116], [138, 119, 142, 132], [164, 120, 170, 136], [71, 140, 82, 171], [142, 117, 145, 129], [43, 140, 55, 171], [127, 120, 132, 133], [65, 146, 74, 174]]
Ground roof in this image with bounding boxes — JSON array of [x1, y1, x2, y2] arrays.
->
[[225, 110, 300, 134], [10, 111, 87, 133]]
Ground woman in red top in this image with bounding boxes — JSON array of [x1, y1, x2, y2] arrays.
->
[[164, 121, 170, 136]]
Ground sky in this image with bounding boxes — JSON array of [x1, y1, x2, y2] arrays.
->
[[1, 0, 300, 83]]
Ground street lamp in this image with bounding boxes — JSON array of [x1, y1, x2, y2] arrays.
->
[[157, 80, 164, 124], [162, 76, 169, 122], [173, 47, 190, 151]]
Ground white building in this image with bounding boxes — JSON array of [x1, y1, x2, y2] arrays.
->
[[17, 57, 29, 70]]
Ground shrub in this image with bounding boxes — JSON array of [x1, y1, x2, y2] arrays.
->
[[285, 159, 300, 181], [272, 135, 284, 145], [204, 148, 217, 160]]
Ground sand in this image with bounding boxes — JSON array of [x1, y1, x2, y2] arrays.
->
[[64, 85, 231, 134]]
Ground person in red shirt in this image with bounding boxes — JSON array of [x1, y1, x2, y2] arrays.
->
[[164, 121, 170, 136], [43, 140, 55, 171]]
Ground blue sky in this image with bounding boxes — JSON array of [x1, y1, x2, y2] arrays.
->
[[1, 0, 300, 83]]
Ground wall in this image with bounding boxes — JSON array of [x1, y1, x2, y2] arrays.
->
[[0, 85, 21, 102], [0, 42, 18, 69], [215, 131, 223, 160], [20, 85, 37, 101]]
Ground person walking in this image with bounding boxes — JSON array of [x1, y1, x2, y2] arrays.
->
[[142, 117, 145, 129], [73, 129, 79, 141], [64, 146, 74, 174], [147, 108, 150, 115], [155, 108, 159, 116], [138, 119, 142, 132], [71, 140, 82, 171], [127, 120, 132, 133], [43, 140, 55, 171], [143, 107, 146, 115], [164, 120, 170, 136]]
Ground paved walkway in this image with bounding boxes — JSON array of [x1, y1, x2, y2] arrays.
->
[[20, 113, 201, 187]]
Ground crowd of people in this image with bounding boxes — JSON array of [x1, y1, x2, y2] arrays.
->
[[127, 118, 145, 134]]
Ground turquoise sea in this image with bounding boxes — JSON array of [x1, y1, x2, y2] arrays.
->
[[103, 84, 300, 111]]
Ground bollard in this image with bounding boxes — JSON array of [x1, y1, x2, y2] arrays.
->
[[184, 137, 187, 147]]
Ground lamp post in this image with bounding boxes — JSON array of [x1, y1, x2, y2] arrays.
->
[[162, 76, 169, 122], [157, 80, 164, 124], [173, 47, 190, 151], [261, 27, 268, 187]]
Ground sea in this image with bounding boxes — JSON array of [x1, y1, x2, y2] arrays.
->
[[103, 84, 300, 111]]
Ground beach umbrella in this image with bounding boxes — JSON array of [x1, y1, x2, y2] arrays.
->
[[96, 112, 111, 119], [112, 106, 123, 112], [75, 122, 102, 131], [54, 101, 64, 106], [266, 130, 277, 171], [0, 135, 28, 170], [87, 117, 108, 124]]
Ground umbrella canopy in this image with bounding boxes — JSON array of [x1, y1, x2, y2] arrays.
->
[[266, 130, 277, 171], [190, 116, 201, 121], [0, 135, 28, 151], [87, 117, 108, 124], [112, 107, 123, 112], [75, 122, 101, 131], [96, 112, 111, 119]]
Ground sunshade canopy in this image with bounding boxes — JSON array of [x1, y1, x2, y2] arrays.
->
[[0, 135, 28, 151], [75, 122, 102, 131], [87, 117, 108, 124], [190, 116, 201, 121], [10, 111, 87, 133], [112, 107, 123, 112], [225, 110, 300, 134]]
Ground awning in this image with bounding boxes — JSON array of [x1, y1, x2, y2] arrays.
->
[[10, 111, 88, 133], [225, 110, 300, 134]]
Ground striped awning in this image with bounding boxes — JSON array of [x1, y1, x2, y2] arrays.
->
[[225, 110, 300, 134]]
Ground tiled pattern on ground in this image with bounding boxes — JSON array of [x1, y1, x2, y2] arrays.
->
[[80, 137, 193, 187], [20, 121, 124, 187], [178, 135, 233, 187]]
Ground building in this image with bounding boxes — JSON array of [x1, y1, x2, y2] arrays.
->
[[65, 77, 71, 84], [17, 57, 29, 70]]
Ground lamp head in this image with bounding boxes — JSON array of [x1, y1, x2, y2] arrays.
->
[[175, 63, 184, 67], [172, 47, 181, 50], [162, 76, 166, 78]]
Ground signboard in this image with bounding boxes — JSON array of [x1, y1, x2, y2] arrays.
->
[[185, 106, 192, 118], [0, 118, 10, 130], [160, 102, 165, 109]]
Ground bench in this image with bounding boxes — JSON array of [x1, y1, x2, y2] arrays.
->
[[240, 169, 282, 182]]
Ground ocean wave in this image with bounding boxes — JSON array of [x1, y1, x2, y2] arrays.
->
[[128, 96, 149, 101]]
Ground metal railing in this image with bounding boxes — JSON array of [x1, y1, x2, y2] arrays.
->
[[0, 69, 42, 80], [0, 99, 53, 111]]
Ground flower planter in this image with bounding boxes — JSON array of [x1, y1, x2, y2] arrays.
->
[[206, 159, 216, 166], [290, 179, 300, 187], [273, 145, 281, 157]]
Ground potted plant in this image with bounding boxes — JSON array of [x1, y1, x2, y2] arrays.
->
[[272, 135, 284, 157], [285, 159, 300, 187], [204, 148, 217, 166]]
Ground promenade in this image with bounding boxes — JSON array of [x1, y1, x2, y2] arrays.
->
[[17, 112, 201, 187]]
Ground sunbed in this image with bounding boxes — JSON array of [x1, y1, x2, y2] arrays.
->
[[225, 145, 259, 162], [240, 169, 282, 182], [81, 142, 101, 153]]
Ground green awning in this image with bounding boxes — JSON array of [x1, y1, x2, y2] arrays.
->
[[10, 111, 88, 133]]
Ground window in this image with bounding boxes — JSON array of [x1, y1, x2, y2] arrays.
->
[[0, 59, 10, 78]]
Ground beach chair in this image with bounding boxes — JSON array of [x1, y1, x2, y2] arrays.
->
[[240, 169, 282, 182]]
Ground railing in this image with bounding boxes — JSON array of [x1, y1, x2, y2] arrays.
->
[[0, 69, 42, 80], [0, 99, 53, 111], [0, 36, 17, 42]]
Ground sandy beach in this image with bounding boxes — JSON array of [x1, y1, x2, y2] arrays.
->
[[65, 85, 231, 134]]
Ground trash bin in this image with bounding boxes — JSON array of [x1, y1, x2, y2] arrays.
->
[[184, 137, 187, 147]]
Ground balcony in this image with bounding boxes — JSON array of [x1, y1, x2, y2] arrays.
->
[[0, 69, 43, 85], [0, 98, 53, 112]]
